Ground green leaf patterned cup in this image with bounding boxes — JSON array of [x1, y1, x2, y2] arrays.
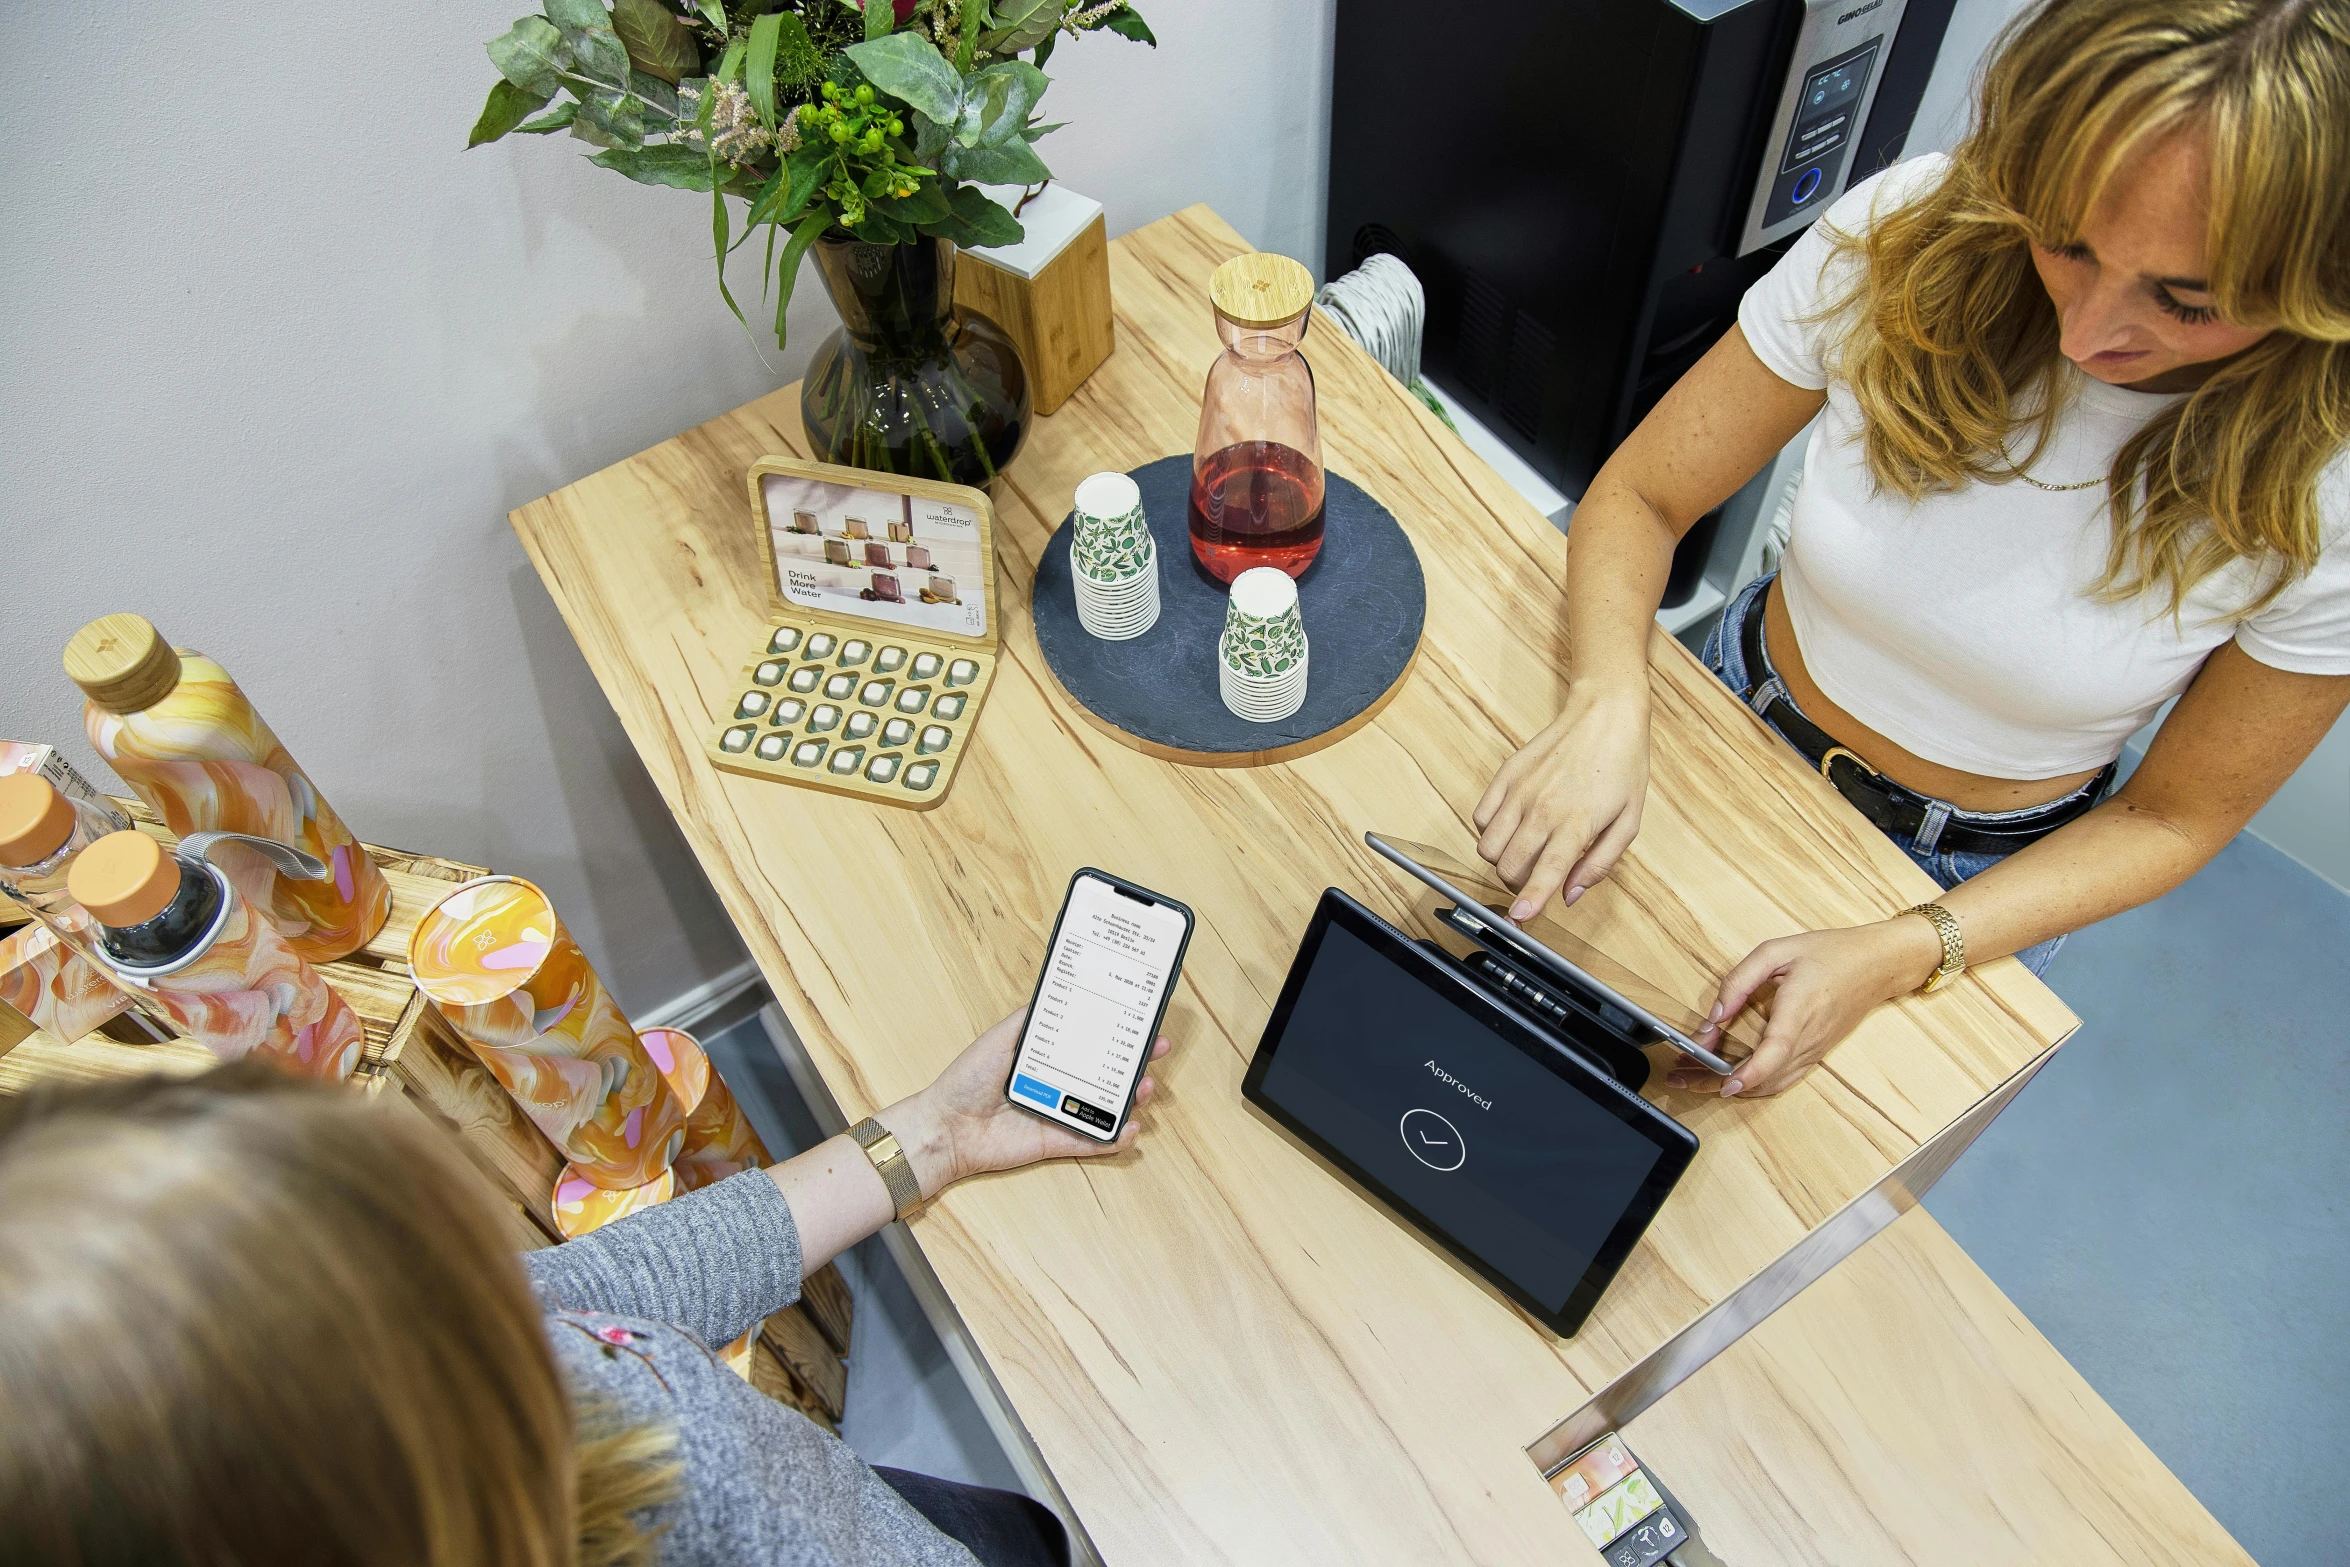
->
[[1072, 472, 1156, 580], [1221, 567, 1308, 680]]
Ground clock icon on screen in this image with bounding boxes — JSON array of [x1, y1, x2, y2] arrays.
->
[[1399, 1108, 1466, 1172]]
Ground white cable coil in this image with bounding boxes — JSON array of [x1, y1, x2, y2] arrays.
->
[[1315, 252, 1455, 432], [1315, 253, 1427, 387]]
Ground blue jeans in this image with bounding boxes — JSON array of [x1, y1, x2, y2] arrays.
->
[[1701, 575, 2072, 977]]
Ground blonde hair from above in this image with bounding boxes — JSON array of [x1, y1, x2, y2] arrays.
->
[[0, 1063, 677, 1567], [1824, 0, 2350, 614]]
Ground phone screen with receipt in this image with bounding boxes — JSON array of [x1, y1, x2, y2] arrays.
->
[[1006, 870, 1193, 1142]]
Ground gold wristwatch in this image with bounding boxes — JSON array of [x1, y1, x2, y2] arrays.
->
[[1905, 902, 1966, 993], [849, 1117, 925, 1221]]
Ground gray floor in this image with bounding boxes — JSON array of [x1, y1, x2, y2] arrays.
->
[[1924, 832, 2350, 1567], [705, 830, 2349, 1565]]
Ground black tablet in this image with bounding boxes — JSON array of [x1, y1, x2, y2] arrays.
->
[[1242, 889, 1698, 1337]]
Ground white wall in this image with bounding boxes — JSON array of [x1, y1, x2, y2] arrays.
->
[[0, 1, 1336, 1014], [1907, 0, 2028, 157]]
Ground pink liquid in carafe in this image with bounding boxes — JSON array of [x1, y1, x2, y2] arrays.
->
[[1186, 441, 1326, 584]]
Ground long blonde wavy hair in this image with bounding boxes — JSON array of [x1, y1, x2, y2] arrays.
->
[[0, 1064, 678, 1567], [1827, 0, 2350, 615]]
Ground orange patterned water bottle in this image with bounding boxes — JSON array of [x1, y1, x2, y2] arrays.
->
[[0, 774, 144, 1042], [409, 876, 687, 1195], [0, 772, 132, 946], [69, 829, 363, 1080], [1188, 253, 1327, 585], [66, 613, 391, 964]]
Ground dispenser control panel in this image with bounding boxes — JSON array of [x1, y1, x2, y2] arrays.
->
[[1737, 0, 1911, 254]]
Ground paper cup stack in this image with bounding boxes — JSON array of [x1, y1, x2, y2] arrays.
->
[[1219, 566, 1310, 723], [1070, 472, 1161, 640]]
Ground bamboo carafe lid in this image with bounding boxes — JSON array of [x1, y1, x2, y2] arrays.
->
[[1210, 253, 1315, 329], [68, 830, 180, 928], [0, 775, 75, 867], [65, 613, 183, 713]]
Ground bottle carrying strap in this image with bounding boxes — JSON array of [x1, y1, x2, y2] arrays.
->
[[177, 831, 331, 883]]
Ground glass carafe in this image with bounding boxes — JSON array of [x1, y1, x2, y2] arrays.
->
[[1188, 255, 1326, 585]]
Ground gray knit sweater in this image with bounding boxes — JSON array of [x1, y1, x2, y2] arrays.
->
[[523, 1169, 979, 1566]]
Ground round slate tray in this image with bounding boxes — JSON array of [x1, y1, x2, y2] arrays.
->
[[1032, 455, 1426, 765]]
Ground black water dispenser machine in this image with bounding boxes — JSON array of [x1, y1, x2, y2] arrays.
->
[[1326, 0, 1960, 611]]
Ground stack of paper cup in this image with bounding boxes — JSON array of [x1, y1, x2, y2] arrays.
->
[[1219, 566, 1310, 722], [1070, 472, 1161, 640]]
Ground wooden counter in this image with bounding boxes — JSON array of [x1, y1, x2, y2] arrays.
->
[[510, 204, 2079, 1563], [1623, 1208, 2252, 1565]]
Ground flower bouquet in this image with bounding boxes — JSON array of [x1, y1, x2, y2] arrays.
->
[[468, 0, 1152, 350]]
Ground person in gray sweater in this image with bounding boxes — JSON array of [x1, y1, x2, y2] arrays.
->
[[0, 1010, 1168, 1567]]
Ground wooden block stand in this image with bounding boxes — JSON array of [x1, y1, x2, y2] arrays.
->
[[954, 209, 1113, 416], [0, 800, 853, 1431]]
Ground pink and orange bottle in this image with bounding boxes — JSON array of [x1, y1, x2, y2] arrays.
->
[[65, 613, 390, 964], [68, 828, 363, 1080], [0, 773, 143, 1041], [408, 876, 688, 1199], [1188, 253, 1327, 585], [0, 771, 133, 945]]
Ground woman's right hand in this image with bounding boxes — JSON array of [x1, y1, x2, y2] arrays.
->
[[880, 1010, 1169, 1199], [1472, 681, 1653, 921]]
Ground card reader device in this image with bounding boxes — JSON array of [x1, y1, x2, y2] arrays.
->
[[1243, 884, 1697, 1337]]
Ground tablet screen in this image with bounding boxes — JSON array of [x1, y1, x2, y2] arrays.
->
[[1244, 892, 1696, 1335]]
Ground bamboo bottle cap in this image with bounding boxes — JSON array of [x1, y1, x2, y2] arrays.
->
[[67, 830, 181, 928], [65, 613, 183, 714], [1210, 253, 1316, 329], [0, 775, 76, 867]]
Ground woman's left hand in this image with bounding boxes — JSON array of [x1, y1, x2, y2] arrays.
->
[[1666, 918, 1941, 1097]]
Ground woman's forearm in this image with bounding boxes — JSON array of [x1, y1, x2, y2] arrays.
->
[[1689, 798, 2228, 1096], [1563, 471, 1681, 697], [765, 1093, 953, 1276], [1921, 799, 2219, 972]]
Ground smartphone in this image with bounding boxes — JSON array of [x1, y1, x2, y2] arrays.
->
[[1005, 869, 1195, 1142], [1365, 832, 1741, 1075]]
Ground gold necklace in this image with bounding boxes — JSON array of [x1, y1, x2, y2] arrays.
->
[[2008, 468, 2104, 493], [1995, 438, 2104, 492]]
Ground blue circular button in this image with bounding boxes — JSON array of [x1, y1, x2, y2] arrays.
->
[[1792, 167, 1824, 204]]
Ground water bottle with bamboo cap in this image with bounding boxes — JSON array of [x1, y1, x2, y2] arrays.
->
[[64, 613, 390, 963]]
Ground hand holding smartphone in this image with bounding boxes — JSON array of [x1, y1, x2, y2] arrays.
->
[[1004, 869, 1194, 1142]]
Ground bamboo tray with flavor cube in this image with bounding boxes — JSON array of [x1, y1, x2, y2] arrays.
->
[[707, 458, 1000, 809]]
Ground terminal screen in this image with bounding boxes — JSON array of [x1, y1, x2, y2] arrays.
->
[[1007, 874, 1188, 1140], [1254, 919, 1668, 1314]]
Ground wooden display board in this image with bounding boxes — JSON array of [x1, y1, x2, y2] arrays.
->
[[0, 801, 853, 1431]]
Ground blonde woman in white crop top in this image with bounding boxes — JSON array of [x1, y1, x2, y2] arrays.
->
[[1474, 0, 2350, 1098]]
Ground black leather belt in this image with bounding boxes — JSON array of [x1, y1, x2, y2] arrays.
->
[[1736, 585, 2112, 857]]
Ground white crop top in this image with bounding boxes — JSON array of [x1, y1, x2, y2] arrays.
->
[[1737, 155, 2350, 779]]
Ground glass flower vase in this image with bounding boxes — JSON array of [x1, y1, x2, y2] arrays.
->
[[801, 234, 1031, 488]]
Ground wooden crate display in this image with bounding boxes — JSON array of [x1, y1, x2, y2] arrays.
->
[[0, 800, 852, 1430]]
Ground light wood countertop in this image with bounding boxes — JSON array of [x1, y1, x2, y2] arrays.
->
[[510, 204, 2081, 1563]]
